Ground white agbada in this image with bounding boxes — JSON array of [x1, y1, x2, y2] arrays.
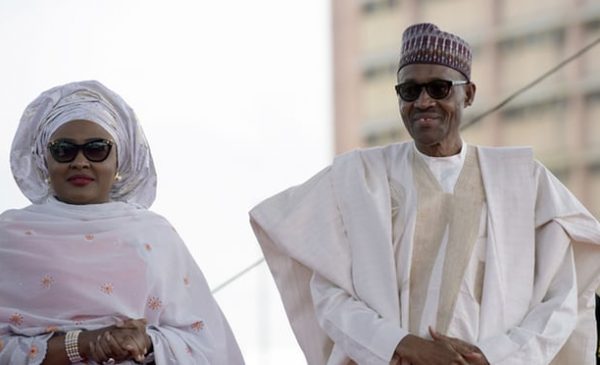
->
[[250, 141, 600, 365], [0, 81, 244, 364]]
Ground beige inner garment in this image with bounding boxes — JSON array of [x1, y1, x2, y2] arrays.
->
[[408, 146, 485, 335]]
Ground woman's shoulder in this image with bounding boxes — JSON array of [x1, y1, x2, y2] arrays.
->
[[0, 200, 164, 225], [0, 204, 37, 221]]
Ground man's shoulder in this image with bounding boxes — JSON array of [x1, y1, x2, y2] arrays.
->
[[333, 141, 413, 164], [475, 145, 538, 188], [475, 144, 534, 166], [475, 144, 533, 156]]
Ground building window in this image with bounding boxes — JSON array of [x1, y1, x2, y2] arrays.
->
[[363, 62, 396, 80], [360, 0, 401, 14]]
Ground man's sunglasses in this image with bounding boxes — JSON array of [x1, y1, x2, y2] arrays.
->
[[47, 139, 114, 163], [395, 79, 469, 102]]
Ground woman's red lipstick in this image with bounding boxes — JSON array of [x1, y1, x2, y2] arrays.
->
[[68, 175, 94, 187]]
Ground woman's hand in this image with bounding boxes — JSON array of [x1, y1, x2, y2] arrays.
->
[[83, 318, 151, 363], [88, 330, 131, 363], [113, 318, 152, 362]]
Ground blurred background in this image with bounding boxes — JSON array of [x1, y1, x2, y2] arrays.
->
[[0, 1, 330, 364], [1, 0, 599, 364]]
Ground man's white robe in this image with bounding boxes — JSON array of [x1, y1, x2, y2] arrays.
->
[[250, 142, 600, 365]]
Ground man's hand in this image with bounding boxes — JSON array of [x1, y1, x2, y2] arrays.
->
[[391, 353, 410, 365], [394, 333, 469, 365], [429, 327, 489, 365]]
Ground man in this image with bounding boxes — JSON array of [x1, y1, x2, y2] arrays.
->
[[250, 23, 600, 365], [597, 293, 600, 364]]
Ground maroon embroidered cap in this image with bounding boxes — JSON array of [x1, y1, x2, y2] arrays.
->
[[398, 23, 472, 80]]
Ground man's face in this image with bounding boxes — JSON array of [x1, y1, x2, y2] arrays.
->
[[397, 64, 476, 156]]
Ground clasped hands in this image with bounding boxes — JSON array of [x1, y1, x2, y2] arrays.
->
[[80, 318, 151, 364], [392, 327, 489, 365]]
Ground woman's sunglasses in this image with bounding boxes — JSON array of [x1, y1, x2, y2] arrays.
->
[[47, 139, 114, 163], [395, 79, 469, 102]]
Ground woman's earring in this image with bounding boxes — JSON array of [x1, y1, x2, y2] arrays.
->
[[44, 177, 51, 184], [114, 172, 122, 181]]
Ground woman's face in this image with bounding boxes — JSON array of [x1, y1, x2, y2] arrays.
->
[[46, 120, 118, 205]]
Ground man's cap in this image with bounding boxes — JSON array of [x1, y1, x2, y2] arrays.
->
[[398, 23, 472, 80]]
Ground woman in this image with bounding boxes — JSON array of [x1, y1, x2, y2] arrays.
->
[[0, 81, 244, 364]]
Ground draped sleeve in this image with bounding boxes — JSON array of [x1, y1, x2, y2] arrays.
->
[[475, 156, 600, 365], [140, 214, 244, 364], [250, 145, 408, 365]]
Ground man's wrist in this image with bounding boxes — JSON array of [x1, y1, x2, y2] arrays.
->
[[395, 334, 418, 357]]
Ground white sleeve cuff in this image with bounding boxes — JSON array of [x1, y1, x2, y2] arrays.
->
[[477, 333, 520, 364]]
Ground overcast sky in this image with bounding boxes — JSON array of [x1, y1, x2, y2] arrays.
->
[[0, 1, 332, 363]]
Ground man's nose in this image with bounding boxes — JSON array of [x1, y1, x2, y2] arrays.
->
[[413, 88, 435, 108]]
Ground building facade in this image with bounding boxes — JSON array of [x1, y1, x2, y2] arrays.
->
[[332, 0, 600, 217]]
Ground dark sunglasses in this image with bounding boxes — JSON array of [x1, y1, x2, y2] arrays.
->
[[395, 79, 469, 102], [47, 139, 114, 163]]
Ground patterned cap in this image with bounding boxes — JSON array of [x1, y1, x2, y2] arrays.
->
[[398, 23, 472, 80]]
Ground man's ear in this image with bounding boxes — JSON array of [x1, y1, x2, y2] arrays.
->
[[464, 82, 476, 107]]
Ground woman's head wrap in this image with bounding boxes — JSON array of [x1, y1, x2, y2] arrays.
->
[[398, 23, 472, 80], [11, 80, 157, 208]]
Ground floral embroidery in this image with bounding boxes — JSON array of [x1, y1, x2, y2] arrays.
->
[[191, 321, 204, 332], [147, 296, 162, 311], [29, 345, 38, 358], [0, 339, 4, 351], [41, 274, 54, 289], [9, 313, 24, 326], [100, 283, 114, 295], [46, 325, 59, 333], [84, 234, 94, 241], [144, 243, 152, 252], [183, 275, 190, 287], [185, 346, 192, 354]]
